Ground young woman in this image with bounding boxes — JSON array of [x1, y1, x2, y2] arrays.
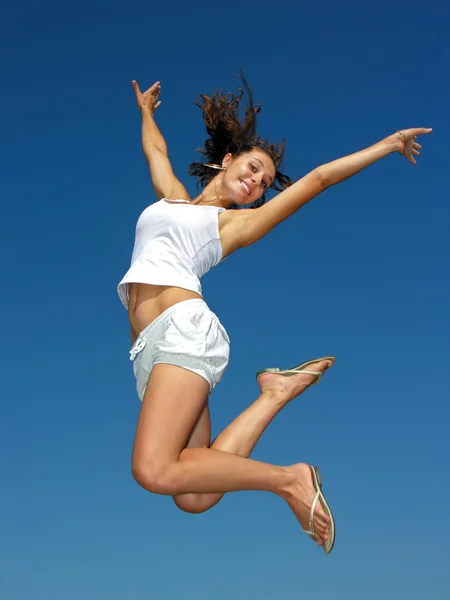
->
[[118, 75, 431, 554]]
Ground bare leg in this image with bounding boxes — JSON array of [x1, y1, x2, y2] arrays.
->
[[173, 359, 333, 513], [132, 363, 332, 546]]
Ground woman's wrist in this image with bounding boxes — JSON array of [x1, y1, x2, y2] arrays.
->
[[388, 131, 406, 155], [141, 106, 155, 121]]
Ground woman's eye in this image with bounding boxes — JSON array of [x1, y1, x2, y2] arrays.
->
[[250, 162, 266, 188]]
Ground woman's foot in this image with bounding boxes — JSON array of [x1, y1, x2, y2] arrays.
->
[[281, 463, 331, 547], [257, 359, 333, 404]]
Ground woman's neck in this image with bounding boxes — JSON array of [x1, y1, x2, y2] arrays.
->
[[192, 176, 231, 208]]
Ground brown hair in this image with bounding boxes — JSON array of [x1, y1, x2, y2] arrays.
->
[[188, 71, 292, 208]]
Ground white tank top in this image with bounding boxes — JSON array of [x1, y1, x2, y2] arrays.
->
[[118, 199, 225, 308]]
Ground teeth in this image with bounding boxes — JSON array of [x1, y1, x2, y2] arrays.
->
[[241, 181, 250, 194]]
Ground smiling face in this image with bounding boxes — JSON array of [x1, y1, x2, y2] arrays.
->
[[221, 148, 276, 206]]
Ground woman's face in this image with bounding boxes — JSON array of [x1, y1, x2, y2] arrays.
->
[[222, 149, 276, 206]]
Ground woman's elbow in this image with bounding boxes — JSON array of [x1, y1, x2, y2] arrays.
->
[[313, 167, 331, 190]]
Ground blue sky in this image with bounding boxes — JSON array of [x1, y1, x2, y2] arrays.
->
[[1, 0, 449, 598]]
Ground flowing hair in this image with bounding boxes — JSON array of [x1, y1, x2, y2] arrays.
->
[[188, 71, 292, 208]]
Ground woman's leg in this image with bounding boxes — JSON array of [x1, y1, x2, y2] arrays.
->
[[173, 359, 332, 513], [132, 362, 332, 545]]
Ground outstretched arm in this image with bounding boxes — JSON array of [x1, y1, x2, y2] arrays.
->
[[240, 129, 432, 246], [132, 80, 189, 201]]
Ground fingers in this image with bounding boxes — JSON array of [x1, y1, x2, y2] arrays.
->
[[149, 80, 161, 94], [131, 80, 161, 97], [405, 142, 417, 164], [398, 128, 430, 165], [416, 127, 433, 135], [131, 79, 162, 114], [400, 127, 433, 142], [409, 127, 432, 138], [131, 79, 141, 97], [145, 82, 161, 107]]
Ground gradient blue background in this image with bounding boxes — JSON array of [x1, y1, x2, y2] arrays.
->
[[1, 1, 449, 598]]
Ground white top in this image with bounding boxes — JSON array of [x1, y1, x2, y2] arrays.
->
[[118, 199, 225, 308]]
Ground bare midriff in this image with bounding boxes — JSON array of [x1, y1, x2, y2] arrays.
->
[[126, 209, 241, 344], [127, 283, 202, 344]]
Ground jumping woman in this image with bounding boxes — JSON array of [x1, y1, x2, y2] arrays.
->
[[118, 74, 431, 554]]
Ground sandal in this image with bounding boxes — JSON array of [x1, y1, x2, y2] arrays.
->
[[304, 466, 336, 554], [256, 356, 336, 385]]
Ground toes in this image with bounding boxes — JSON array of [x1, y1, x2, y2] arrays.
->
[[316, 512, 330, 526], [313, 522, 329, 537], [314, 359, 334, 373], [309, 514, 329, 536], [315, 535, 325, 547], [311, 503, 329, 524], [311, 507, 330, 538]]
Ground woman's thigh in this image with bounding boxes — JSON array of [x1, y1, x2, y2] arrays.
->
[[185, 402, 211, 449], [132, 363, 210, 474]]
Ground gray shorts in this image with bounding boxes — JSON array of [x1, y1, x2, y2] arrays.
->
[[129, 299, 230, 401]]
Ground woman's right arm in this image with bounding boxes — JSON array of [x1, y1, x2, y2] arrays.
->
[[132, 80, 189, 201]]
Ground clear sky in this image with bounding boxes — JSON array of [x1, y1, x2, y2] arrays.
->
[[1, 1, 449, 599]]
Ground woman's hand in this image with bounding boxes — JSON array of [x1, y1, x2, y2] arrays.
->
[[396, 128, 432, 165], [132, 80, 162, 115]]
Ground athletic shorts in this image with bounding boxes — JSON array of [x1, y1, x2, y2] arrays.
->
[[129, 299, 230, 401]]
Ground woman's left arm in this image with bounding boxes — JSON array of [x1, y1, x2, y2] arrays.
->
[[239, 128, 432, 247]]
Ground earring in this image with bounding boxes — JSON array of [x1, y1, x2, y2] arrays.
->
[[204, 163, 226, 171]]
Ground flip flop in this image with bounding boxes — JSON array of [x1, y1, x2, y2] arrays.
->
[[255, 356, 336, 385], [304, 465, 336, 554]]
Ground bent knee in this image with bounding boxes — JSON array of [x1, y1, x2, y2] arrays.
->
[[172, 494, 220, 514], [131, 459, 175, 495]]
